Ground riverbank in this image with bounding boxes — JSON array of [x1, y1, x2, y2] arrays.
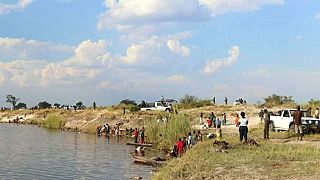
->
[[153, 124, 320, 180]]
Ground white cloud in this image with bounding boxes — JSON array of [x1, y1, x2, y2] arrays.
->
[[98, 0, 208, 31], [316, 13, 320, 20], [167, 39, 190, 57], [0, 0, 34, 15], [199, 0, 284, 16], [203, 46, 240, 74], [96, 81, 111, 89], [0, 37, 74, 61], [167, 75, 186, 83], [98, 0, 284, 32], [122, 34, 191, 64]]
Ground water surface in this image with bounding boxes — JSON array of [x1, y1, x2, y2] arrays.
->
[[0, 124, 152, 179]]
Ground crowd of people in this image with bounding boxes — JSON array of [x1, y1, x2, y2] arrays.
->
[[170, 130, 203, 157]]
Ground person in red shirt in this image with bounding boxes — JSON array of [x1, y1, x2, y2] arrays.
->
[[177, 138, 184, 156], [133, 128, 139, 143], [207, 118, 212, 128]]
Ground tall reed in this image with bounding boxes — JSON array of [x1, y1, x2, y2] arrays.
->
[[43, 114, 65, 129], [145, 114, 191, 149]]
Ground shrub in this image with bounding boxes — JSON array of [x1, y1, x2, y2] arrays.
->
[[43, 114, 65, 129], [145, 114, 191, 149]]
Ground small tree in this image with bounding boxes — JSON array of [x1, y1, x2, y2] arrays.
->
[[180, 94, 198, 104], [76, 101, 86, 109], [263, 94, 295, 107], [53, 103, 61, 108], [16, 102, 27, 109], [120, 99, 137, 106], [6, 94, 20, 109], [38, 101, 51, 109]]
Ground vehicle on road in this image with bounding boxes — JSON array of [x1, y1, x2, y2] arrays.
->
[[140, 101, 172, 112], [269, 109, 320, 133]]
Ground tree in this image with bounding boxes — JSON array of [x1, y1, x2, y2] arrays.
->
[[180, 94, 198, 104], [6, 94, 20, 109], [53, 103, 61, 108], [38, 101, 51, 109], [76, 101, 86, 109], [16, 102, 27, 109], [263, 94, 295, 107], [120, 99, 137, 106]]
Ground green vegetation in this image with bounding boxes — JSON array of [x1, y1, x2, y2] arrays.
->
[[145, 114, 191, 149], [42, 114, 65, 129], [153, 129, 320, 180], [178, 94, 212, 109], [263, 94, 296, 107]]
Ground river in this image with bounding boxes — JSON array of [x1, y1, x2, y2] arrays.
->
[[0, 124, 153, 179]]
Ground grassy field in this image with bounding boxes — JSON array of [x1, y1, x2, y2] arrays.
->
[[153, 126, 320, 180]]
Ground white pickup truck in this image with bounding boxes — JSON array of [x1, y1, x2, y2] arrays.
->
[[140, 101, 172, 112], [270, 109, 320, 133]]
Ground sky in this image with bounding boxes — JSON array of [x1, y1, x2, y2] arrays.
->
[[0, 0, 320, 107]]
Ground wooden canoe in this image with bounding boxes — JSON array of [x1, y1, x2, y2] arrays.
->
[[126, 142, 153, 147], [132, 155, 166, 167]]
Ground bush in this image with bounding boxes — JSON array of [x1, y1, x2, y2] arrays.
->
[[145, 114, 191, 149], [263, 94, 295, 107], [177, 100, 212, 109], [128, 104, 140, 112], [43, 114, 65, 129]]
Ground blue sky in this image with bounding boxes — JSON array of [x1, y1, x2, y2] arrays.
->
[[0, 0, 320, 107]]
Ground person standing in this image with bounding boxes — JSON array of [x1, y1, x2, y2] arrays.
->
[[293, 106, 303, 141], [315, 108, 319, 119], [213, 97, 216, 104], [209, 112, 216, 128], [224, 97, 228, 106], [177, 138, 184, 156], [223, 113, 227, 125], [140, 127, 145, 144], [199, 113, 203, 125], [239, 112, 248, 143], [263, 109, 270, 139], [93, 101, 96, 110], [235, 114, 240, 127], [133, 128, 139, 143], [259, 109, 264, 123]]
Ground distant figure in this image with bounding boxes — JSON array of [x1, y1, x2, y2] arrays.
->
[[239, 112, 248, 143], [207, 117, 212, 128], [235, 114, 240, 127], [199, 113, 203, 125], [210, 112, 216, 128], [133, 128, 139, 143], [315, 108, 319, 119], [123, 107, 126, 115], [140, 127, 145, 144], [213, 97, 216, 104], [141, 100, 146, 108], [307, 107, 312, 117], [263, 109, 270, 139], [223, 113, 227, 125], [197, 130, 203, 142], [160, 95, 165, 104], [216, 117, 221, 129], [224, 97, 228, 106], [93, 101, 96, 110], [293, 106, 303, 141], [259, 110, 264, 123]]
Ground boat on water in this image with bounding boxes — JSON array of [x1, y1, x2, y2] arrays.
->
[[132, 155, 166, 167], [126, 142, 153, 147]]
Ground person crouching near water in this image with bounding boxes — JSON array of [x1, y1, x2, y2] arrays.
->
[[135, 146, 146, 156], [133, 128, 139, 143], [239, 112, 249, 143]]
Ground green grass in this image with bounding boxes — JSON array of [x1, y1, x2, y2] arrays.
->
[[42, 114, 65, 129], [145, 114, 191, 149], [153, 131, 320, 180]]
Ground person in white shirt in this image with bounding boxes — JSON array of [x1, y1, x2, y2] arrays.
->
[[239, 112, 248, 142]]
